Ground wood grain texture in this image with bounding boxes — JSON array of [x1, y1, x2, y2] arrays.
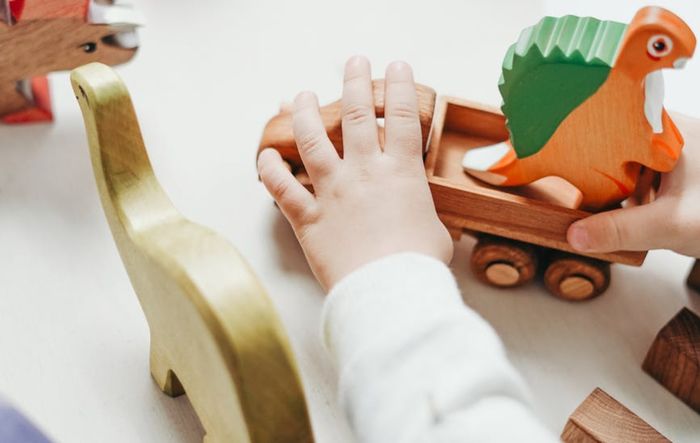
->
[[543, 253, 610, 301], [470, 235, 538, 288], [428, 97, 647, 267], [10, 0, 87, 21], [0, 1, 138, 121], [71, 63, 313, 443], [643, 307, 700, 413], [561, 388, 669, 442], [258, 80, 436, 169], [687, 260, 700, 292]]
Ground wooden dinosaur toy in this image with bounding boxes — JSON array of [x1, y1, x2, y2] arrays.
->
[[462, 6, 696, 211], [0, 0, 142, 123], [71, 63, 313, 443]]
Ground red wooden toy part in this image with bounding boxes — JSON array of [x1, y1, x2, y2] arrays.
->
[[10, 0, 88, 21], [1, 76, 52, 123]]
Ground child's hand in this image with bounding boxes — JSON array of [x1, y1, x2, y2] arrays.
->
[[568, 114, 700, 258], [258, 56, 453, 291]]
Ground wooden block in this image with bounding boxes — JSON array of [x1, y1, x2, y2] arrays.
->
[[687, 259, 700, 292], [561, 388, 669, 442], [643, 307, 700, 412], [0, 0, 141, 123], [71, 63, 313, 443]]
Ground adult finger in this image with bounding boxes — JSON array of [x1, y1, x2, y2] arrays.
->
[[383, 61, 422, 160], [258, 148, 316, 226], [293, 91, 340, 186], [567, 203, 668, 252]]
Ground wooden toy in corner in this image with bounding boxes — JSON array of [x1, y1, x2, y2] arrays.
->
[[561, 388, 669, 442], [72, 63, 313, 443], [0, 0, 142, 123], [687, 259, 700, 293], [258, 6, 696, 302], [643, 307, 700, 413]]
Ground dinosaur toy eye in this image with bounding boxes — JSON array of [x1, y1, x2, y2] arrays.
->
[[647, 34, 673, 59], [81, 42, 98, 53]]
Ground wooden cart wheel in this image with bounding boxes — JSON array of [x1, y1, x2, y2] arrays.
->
[[471, 236, 538, 288], [544, 254, 611, 301]]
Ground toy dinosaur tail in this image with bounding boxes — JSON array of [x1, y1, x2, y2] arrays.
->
[[462, 140, 536, 186]]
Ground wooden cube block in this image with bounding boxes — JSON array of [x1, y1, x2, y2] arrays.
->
[[561, 388, 669, 442], [643, 307, 700, 412], [687, 260, 700, 293]]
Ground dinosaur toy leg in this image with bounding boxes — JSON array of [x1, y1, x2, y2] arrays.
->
[[576, 171, 636, 211], [0, 77, 53, 124], [462, 141, 544, 186], [463, 140, 637, 210]]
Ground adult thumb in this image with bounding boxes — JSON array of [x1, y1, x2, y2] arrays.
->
[[567, 203, 666, 253]]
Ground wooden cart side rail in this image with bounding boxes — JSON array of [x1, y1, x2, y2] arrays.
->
[[425, 96, 509, 175], [430, 178, 646, 266]]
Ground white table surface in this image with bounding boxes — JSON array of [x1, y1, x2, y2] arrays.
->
[[2, 0, 700, 441]]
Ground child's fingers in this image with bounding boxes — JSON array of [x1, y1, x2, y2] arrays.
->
[[258, 148, 316, 225], [341, 56, 380, 160], [293, 92, 340, 187], [384, 61, 422, 161], [567, 203, 667, 253]]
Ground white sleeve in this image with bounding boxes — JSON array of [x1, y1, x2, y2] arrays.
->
[[321, 253, 558, 443]]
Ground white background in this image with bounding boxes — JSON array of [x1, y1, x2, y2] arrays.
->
[[2, 0, 700, 441]]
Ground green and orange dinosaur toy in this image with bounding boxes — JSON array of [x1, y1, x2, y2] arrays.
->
[[462, 6, 696, 210]]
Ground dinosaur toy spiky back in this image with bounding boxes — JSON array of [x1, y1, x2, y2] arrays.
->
[[463, 6, 697, 211], [500, 16, 628, 158]]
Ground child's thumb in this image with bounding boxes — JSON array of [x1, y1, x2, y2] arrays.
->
[[567, 204, 665, 253]]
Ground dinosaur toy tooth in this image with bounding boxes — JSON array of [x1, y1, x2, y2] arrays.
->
[[88, 0, 145, 27], [88, 0, 144, 49], [644, 70, 664, 134], [674, 57, 689, 68]]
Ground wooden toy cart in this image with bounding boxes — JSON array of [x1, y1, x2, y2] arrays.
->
[[259, 85, 647, 301], [426, 96, 646, 300]]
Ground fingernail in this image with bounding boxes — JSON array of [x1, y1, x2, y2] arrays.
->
[[347, 55, 369, 68], [294, 91, 317, 109], [387, 60, 412, 77], [568, 224, 591, 251]]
